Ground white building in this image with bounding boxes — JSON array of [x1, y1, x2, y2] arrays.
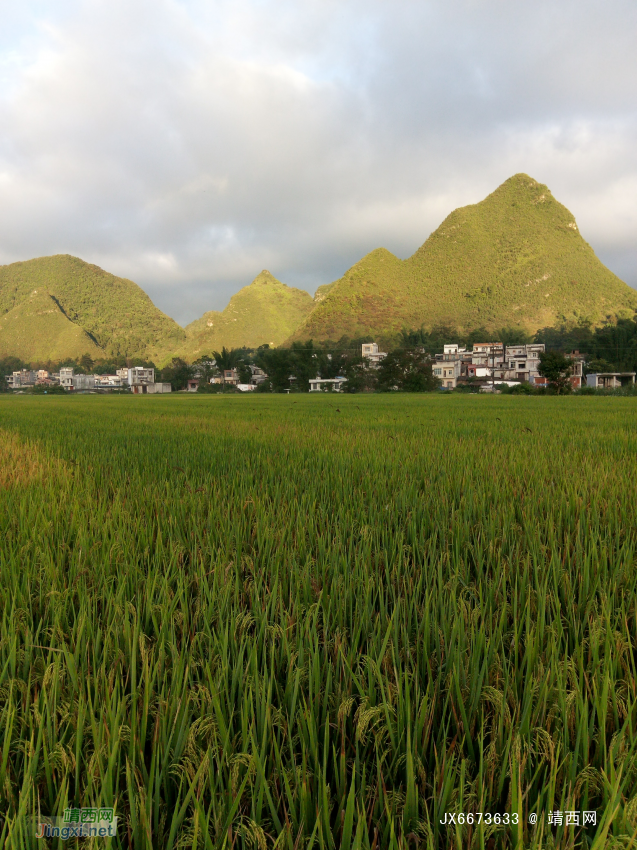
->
[[309, 376, 348, 392], [586, 372, 636, 389], [504, 344, 545, 383], [59, 368, 95, 391], [433, 343, 471, 387], [441, 344, 468, 360], [432, 361, 463, 389], [94, 375, 123, 388], [361, 343, 387, 365], [127, 367, 155, 386]]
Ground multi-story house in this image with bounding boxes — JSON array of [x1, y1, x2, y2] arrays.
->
[[361, 343, 387, 366], [59, 368, 96, 391], [432, 360, 463, 389], [504, 344, 545, 383], [249, 365, 268, 386], [127, 367, 155, 387], [6, 370, 37, 388]]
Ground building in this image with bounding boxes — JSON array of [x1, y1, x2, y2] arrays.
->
[[59, 367, 74, 389], [249, 365, 268, 386], [237, 383, 257, 392], [361, 343, 387, 365], [35, 370, 60, 388], [441, 344, 468, 360], [131, 381, 171, 394], [504, 344, 545, 383], [94, 375, 123, 388], [309, 376, 348, 392], [6, 370, 37, 388], [466, 364, 491, 379], [566, 351, 585, 388], [472, 343, 504, 363], [433, 344, 472, 388], [530, 350, 585, 389], [479, 381, 521, 393], [431, 341, 550, 387], [187, 379, 199, 392], [432, 360, 463, 389], [59, 368, 95, 391], [220, 368, 239, 385], [126, 367, 155, 387], [586, 372, 636, 389]]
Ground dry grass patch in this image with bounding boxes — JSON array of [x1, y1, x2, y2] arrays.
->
[[0, 428, 62, 488]]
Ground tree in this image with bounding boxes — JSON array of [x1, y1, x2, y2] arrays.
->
[[237, 360, 252, 385], [585, 358, 614, 375], [538, 350, 572, 394], [256, 348, 292, 392], [377, 350, 439, 392], [192, 356, 217, 386], [288, 341, 319, 392], [0, 356, 26, 392], [212, 347, 240, 388], [159, 358, 193, 391]]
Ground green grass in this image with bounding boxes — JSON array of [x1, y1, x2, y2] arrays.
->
[[288, 174, 637, 343], [1, 394, 637, 849]]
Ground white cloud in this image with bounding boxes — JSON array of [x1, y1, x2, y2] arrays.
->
[[0, 0, 636, 324]]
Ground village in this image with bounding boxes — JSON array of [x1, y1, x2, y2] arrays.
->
[[5, 342, 636, 393]]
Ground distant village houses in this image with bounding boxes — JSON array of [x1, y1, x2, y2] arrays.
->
[[432, 342, 585, 390], [4, 365, 171, 393]]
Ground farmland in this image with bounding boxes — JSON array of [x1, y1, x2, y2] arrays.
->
[[1, 394, 637, 849]]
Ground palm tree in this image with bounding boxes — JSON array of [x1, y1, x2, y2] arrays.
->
[[212, 347, 239, 389]]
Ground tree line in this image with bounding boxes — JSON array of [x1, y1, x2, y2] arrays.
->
[[4, 313, 637, 393]]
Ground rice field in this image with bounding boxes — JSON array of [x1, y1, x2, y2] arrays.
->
[[1, 393, 637, 850]]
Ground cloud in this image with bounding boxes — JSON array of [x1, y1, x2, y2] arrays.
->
[[0, 0, 636, 324]]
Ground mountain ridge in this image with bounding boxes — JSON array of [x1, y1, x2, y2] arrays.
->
[[0, 288, 104, 362], [1, 175, 635, 365], [286, 174, 637, 342], [0, 254, 186, 361], [174, 269, 314, 361]]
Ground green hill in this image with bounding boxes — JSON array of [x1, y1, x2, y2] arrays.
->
[[176, 270, 314, 360], [0, 254, 186, 362], [0, 289, 103, 362], [287, 174, 637, 342]]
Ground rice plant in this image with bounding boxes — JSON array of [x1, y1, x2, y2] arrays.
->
[[1, 393, 637, 849]]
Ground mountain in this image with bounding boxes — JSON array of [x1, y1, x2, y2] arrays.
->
[[0, 254, 186, 361], [176, 270, 314, 360], [287, 174, 637, 342], [0, 289, 103, 362]]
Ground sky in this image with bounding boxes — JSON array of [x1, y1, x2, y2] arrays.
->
[[1, 0, 636, 326]]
